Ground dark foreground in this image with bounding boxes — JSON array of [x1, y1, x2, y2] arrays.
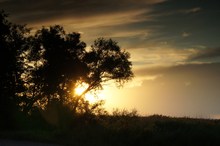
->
[[0, 139, 60, 146], [1, 114, 220, 146]]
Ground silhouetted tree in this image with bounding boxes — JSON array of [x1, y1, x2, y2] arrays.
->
[[82, 38, 133, 95], [17, 25, 88, 112], [19, 25, 133, 114], [0, 10, 29, 128], [0, 10, 133, 129]]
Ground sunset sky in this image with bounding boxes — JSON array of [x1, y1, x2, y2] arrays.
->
[[1, 0, 220, 118]]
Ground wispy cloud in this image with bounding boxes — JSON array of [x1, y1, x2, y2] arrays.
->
[[2, 0, 219, 51], [188, 47, 220, 61], [134, 62, 220, 83], [126, 74, 163, 88], [1, 0, 167, 46], [182, 32, 191, 37], [129, 47, 195, 68], [180, 7, 202, 14], [64, 10, 149, 29], [1, 0, 165, 25]]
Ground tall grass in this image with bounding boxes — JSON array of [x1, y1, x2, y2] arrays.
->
[[1, 108, 220, 146]]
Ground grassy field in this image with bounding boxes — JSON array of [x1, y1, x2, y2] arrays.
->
[[1, 111, 220, 146]]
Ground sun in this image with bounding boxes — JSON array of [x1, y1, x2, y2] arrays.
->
[[74, 82, 104, 103], [75, 84, 87, 96]]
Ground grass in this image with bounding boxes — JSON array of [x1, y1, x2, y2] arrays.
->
[[1, 111, 220, 146]]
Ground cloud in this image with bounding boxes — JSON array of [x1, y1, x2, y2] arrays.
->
[[64, 9, 149, 29], [182, 32, 191, 37], [184, 81, 191, 86], [188, 47, 220, 61], [1, 0, 165, 26], [129, 47, 195, 68], [98, 29, 151, 39], [126, 74, 163, 88], [2, 0, 219, 55], [134, 62, 220, 78], [1, 0, 167, 46], [181, 7, 202, 14]]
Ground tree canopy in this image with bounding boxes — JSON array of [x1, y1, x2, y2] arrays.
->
[[0, 10, 30, 128], [0, 10, 133, 116]]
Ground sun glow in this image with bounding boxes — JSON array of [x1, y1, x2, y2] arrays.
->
[[74, 82, 104, 103], [75, 83, 87, 96]]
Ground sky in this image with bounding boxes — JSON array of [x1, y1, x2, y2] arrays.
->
[[1, 0, 220, 118]]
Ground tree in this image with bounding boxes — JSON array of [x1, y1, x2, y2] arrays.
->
[[0, 10, 133, 128], [75, 38, 134, 115], [0, 10, 29, 128], [18, 25, 88, 112], [18, 26, 133, 114], [82, 38, 133, 95]]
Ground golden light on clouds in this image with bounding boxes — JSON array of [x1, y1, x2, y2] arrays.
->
[[129, 47, 195, 68]]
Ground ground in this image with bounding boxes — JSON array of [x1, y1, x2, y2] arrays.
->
[[0, 139, 60, 146]]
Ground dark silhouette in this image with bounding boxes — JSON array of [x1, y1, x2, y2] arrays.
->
[[18, 25, 133, 114], [0, 10, 133, 131], [0, 10, 133, 120], [0, 10, 29, 129], [83, 37, 133, 93], [17, 25, 89, 113]]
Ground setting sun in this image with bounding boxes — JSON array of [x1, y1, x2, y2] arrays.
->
[[74, 83, 88, 96], [74, 82, 104, 103]]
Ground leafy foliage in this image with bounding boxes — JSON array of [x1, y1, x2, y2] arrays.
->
[[83, 38, 133, 91], [0, 10, 133, 117], [18, 25, 88, 112], [0, 10, 29, 128]]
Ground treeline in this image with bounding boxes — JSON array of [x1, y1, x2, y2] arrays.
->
[[0, 10, 133, 130]]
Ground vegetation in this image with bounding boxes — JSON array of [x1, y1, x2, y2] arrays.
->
[[0, 9, 132, 123], [1, 10, 220, 146], [1, 111, 220, 146]]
